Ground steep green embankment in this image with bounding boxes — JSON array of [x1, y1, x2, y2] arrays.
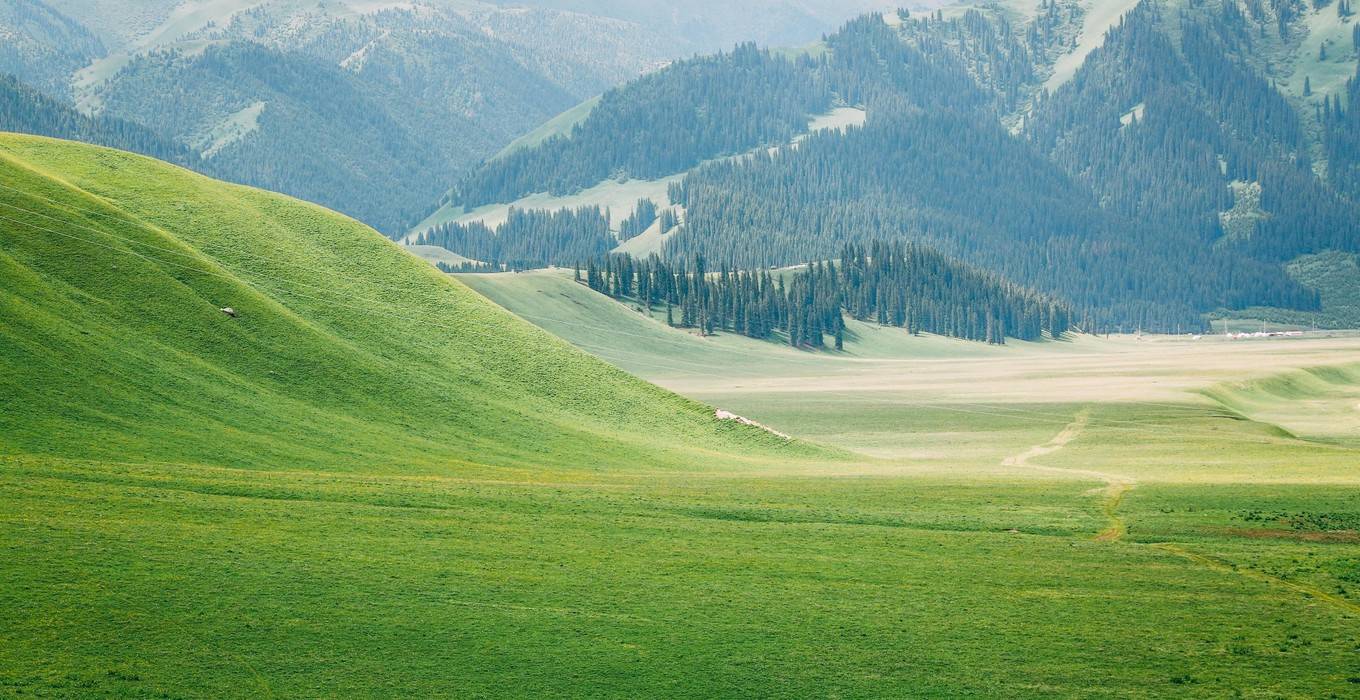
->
[[1201, 362, 1360, 445], [0, 133, 813, 475]]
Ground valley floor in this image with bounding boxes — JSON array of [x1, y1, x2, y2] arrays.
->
[[436, 270, 1360, 697], [5, 261, 1360, 696]]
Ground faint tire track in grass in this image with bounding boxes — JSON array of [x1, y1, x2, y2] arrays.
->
[[1151, 543, 1360, 618]]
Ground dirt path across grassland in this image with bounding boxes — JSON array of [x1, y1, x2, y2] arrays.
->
[[1005, 410, 1359, 616], [1002, 409, 1135, 542]]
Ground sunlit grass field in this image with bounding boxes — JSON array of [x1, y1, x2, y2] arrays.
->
[[4, 134, 1360, 697], [460, 270, 1360, 697], [7, 400, 1360, 697]]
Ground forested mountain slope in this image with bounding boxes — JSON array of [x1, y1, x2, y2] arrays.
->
[[451, 43, 834, 207], [1028, 0, 1359, 262], [95, 41, 464, 235], [0, 74, 194, 166], [0, 0, 102, 98], [0, 133, 805, 474], [431, 0, 1360, 330], [0, 0, 673, 234], [1323, 60, 1360, 200]]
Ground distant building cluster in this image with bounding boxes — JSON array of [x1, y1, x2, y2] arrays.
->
[[1227, 330, 1306, 340]]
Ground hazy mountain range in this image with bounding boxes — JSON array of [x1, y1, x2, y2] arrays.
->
[[2, 0, 906, 231], [3, 0, 1358, 329], [420, 0, 1360, 329]]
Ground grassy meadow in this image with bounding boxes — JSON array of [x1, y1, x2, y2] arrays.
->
[[458, 269, 1360, 697], [3, 135, 1360, 697]]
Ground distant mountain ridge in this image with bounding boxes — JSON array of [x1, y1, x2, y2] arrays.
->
[[0, 0, 674, 233], [489, 0, 906, 53], [0, 0, 103, 98], [0, 0, 957, 235], [426, 0, 1360, 330]]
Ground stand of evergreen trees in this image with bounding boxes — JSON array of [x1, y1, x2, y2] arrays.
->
[[617, 198, 659, 241], [415, 206, 614, 269], [581, 241, 1072, 347], [1324, 64, 1360, 202], [658, 208, 679, 235], [435, 260, 498, 273]]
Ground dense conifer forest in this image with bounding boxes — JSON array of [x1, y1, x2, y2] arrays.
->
[[1027, 1, 1360, 264], [581, 241, 1072, 346], [450, 43, 834, 207], [667, 109, 1317, 331], [1324, 63, 1360, 201], [431, 0, 1357, 331], [414, 207, 616, 269], [0, 74, 196, 166]]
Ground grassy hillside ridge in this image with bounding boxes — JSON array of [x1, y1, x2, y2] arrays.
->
[[492, 94, 602, 162], [0, 133, 819, 474], [1200, 362, 1360, 444]]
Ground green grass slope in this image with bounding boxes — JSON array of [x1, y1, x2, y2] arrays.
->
[[1202, 362, 1360, 445], [0, 132, 810, 475], [491, 94, 601, 162]]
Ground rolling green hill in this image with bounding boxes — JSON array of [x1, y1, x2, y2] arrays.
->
[[0, 132, 808, 474]]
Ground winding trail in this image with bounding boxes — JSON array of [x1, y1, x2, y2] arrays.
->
[[1001, 409, 1135, 542], [1002, 408, 1360, 617]]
